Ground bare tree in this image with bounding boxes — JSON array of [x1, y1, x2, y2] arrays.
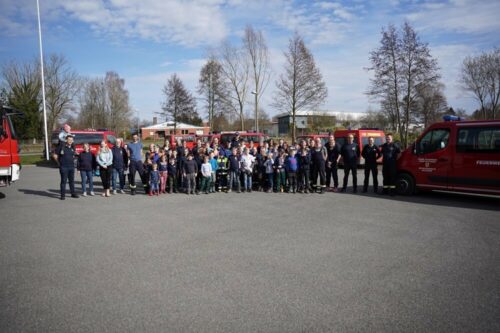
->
[[243, 25, 271, 132], [78, 77, 106, 129], [104, 71, 132, 135], [44, 54, 81, 131], [273, 32, 327, 142], [198, 57, 230, 131], [413, 82, 448, 127], [218, 40, 250, 131], [160, 74, 200, 134], [461, 47, 500, 119], [367, 22, 440, 147]]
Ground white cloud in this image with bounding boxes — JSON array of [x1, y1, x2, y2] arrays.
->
[[406, 0, 500, 34]]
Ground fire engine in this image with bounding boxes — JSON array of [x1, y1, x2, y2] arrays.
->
[[0, 104, 21, 187], [397, 116, 500, 196]]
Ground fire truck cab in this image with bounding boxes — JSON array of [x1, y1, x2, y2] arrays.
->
[[0, 105, 21, 187], [397, 116, 500, 196]]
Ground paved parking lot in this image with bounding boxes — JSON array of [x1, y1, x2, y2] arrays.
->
[[1, 165, 499, 332]]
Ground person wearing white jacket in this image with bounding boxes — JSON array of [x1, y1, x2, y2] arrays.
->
[[240, 148, 255, 192], [96, 141, 113, 197], [200, 155, 212, 194]]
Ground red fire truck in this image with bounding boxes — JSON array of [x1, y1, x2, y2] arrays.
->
[[396, 116, 500, 196], [0, 104, 21, 187]]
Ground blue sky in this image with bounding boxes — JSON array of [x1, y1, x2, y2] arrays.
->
[[1, 0, 499, 122]]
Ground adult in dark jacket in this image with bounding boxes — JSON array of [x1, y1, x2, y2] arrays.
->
[[77, 142, 96, 196], [55, 135, 79, 200], [227, 148, 241, 193], [182, 154, 198, 194], [361, 137, 381, 193], [111, 138, 128, 194], [325, 135, 341, 192], [340, 134, 360, 193], [310, 139, 327, 193], [380, 134, 401, 196]]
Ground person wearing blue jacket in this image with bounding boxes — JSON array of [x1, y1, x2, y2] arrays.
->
[[285, 149, 299, 193], [209, 151, 218, 193]]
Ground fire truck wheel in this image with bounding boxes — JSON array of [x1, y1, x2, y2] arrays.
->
[[396, 172, 415, 196]]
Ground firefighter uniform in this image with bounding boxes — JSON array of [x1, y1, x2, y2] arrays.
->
[[340, 143, 360, 192], [361, 144, 381, 193], [216, 155, 229, 192], [381, 142, 401, 195], [311, 147, 327, 193], [56, 140, 79, 200]]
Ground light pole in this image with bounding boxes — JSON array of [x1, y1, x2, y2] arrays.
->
[[135, 109, 140, 135], [36, 0, 49, 160], [251, 90, 258, 133]]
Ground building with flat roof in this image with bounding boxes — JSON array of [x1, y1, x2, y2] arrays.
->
[[275, 110, 367, 136], [141, 121, 209, 140]]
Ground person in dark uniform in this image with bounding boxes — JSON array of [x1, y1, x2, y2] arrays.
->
[[340, 134, 360, 193], [54, 134, 79, 200], [380, 134, 401, 196], [325, 135, 341, 192], [361, 136, 381, 193], [310, 138, 327, 194], [216, 153, 229, 192]]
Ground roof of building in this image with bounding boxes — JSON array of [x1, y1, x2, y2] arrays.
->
[[142, 121, 207, 130], [275, 110, 367, 120]]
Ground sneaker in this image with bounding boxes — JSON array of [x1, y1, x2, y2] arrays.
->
[[120, 189, 125, 194], [82, 192, 87, 197], [90, 191, 95, 196], [60, 196, 65, 200], [112, 190, 117, 195]]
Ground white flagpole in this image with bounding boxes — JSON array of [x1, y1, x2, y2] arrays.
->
[[36, 0, 49, 160]]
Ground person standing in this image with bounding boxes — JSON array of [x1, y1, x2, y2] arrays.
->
[[183, 154, 198, 195], [340, 134, 360, 193], [325, 135, 341, 192], [380, 134, 401, 196], [200, 155, 212, 194], [96, 141, 113, 197], [111, 138, 128, 194], [285, 148, 298, 193], [77, 143, 95, 197], [55, 135, 79, 200], [240, 148, 255, 192], [361, 137, 381, 193], [127, 133, 145, 195], [310, 139, 327, 194], [227, 148, 241, 193]]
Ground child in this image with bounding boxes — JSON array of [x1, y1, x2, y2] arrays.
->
[[167, 156, 177, 193], [209, 152, 218, 193], [240, 148, 255, 192], [285, 148, 298, 193], [183, 154, 198, 195], [77, 143, 95, 196], [149, 163, 160, 196], [274, 150, 286, 193], [264, 152, 274, 193], [200, 155, 212, 194], [299, 148, 311, 193], [158, 154, 168, 194]]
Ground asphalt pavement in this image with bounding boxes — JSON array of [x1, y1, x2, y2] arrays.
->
[[1, 165, 499, 332]]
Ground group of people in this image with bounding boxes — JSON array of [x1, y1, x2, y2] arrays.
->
[[54, 131, 401, 200]]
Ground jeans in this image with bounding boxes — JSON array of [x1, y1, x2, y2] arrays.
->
[[112, 168, 125, 190], [276, 170, 286, 191], [243, 171, 252, 190], [186, 173, 196, 193], [266, 173, 274, 191], [80, 170, 94, 193], [60, 166, 75, 197], [229, 171, 241, 191], [288, 172, 297, 191], [200, 176, 211, 192], [129, 160, 146, 189]]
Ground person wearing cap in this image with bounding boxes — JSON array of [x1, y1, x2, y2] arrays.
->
[[54, 134, 79, 200]]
